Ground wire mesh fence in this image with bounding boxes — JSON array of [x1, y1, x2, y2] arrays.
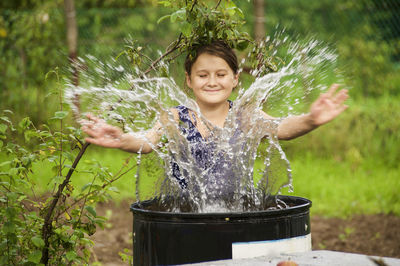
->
[[74, 0, 400, 62], [366, 0, 400, 61], [1, 0, 400, 122]]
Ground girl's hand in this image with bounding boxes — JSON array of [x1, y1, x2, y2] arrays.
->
[[309, 84, 349, 126], [81, 113, 124, 148]]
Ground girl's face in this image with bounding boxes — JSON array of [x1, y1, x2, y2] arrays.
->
[[186, 53, 238, 107]]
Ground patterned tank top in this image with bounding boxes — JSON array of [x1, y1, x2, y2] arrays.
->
[[171, 100, 239, 197]]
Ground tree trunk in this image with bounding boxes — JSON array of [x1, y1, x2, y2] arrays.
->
[[254, 0, 265, 42], [64, 0, 79, 86]]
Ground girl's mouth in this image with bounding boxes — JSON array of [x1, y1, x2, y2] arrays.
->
[[204, 89, 222, 92]]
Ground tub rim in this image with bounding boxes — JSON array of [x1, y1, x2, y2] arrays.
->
[[130, 195, 312, 221]]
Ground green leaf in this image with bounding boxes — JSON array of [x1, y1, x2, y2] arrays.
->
[[108, 186, 119, 193], [31, 236, 45, 248], [227, 0, 237, 7], [170, 8, 186, 23], [0, 116, 12, 124], [24, 130, 37, 142], [0, 140, 3, 149], [180, 22, 193, 37], [158, 0, 171, 7], [236, 40, 249, 51], [85, 223, 96, 235], [234, 7, 244, 18], [18, 117, 32, 130], [0, 158, 13, 170], [81, 182, 93, 192], [85, 205, 97, 217], [6, 193, 18, 202], [8, 168, 18, 176], [27, 250, 42, 263], [157, 14, 171, 24], [3, 221, 16, 233], [0, 124, 7, 134], [53, 111, 69, 120], [66, 250, 77, 261], [52, 175, 64, 185]]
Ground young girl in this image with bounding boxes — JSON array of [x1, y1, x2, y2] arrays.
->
[[81, 40, 348, 199]]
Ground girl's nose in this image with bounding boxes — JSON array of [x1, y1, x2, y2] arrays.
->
[[208, 75, 217, 86]]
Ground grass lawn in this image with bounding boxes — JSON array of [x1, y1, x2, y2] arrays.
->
[[284, 153, 400, 217], [5, 146, 396, 218], [26, 148, 138, 201]]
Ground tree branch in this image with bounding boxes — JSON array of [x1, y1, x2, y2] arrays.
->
[[214, 0, 222, 9], [40, 142, 90, 265], [142, 34, 184, 76]]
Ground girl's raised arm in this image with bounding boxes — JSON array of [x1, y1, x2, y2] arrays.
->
[[81, 114, 163, 154], [263, 84, 349, 140]]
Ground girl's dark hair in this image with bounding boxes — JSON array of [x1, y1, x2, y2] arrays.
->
[[184, 40, 239, 75]]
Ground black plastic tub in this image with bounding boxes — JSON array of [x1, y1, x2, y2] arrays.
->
[[130, 195, 312, 265]]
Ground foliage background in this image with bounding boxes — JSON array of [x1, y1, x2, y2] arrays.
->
[[1, 0, 400, 218], [1, 0, 399, 264]]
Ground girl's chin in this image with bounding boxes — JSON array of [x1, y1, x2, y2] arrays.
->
[[197, 98, 229, 106]]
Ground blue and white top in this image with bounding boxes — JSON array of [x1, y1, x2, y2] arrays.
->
[[171, 101, 241, 198]]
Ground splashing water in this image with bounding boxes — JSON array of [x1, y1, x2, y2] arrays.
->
[[65, 32, 343, 213]]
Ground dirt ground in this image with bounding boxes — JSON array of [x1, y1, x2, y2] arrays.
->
[[90, 200, 400, 265]]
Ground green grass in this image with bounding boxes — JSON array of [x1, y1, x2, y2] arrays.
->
[[23, 149, 138, 202], [282, 153, 400, 217], [22, 147, 165, 203], [3, 146, 397, 217]]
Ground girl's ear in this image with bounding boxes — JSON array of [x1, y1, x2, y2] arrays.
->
[[233, 73, 239, 88], [185, 72, 192, 88]]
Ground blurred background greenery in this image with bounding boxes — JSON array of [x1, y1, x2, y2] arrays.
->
[[1, 0, 399, 217]]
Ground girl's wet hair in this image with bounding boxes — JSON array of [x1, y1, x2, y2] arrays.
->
[[184, 40, 239, 75]]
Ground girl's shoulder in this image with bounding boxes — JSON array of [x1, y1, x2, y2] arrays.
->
[[170, 105, 191, 124], [172, 105, 192, 124]]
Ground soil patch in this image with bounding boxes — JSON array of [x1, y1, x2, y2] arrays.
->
[[311, 214, 400, 258], [90, 201, 400, 265]]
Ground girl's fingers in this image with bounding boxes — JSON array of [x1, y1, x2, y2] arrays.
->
[[82, 123, 122, 140], [85, 113, 104, 124], [85, 113, 97, 120], [80, 115, 101, 129], [326, 83, 340, 97], [80, 119, 95, 128], [101, 124, 122, 135], [81, 126, 99, 137], [321, 83, 348, 106], [81, 114, 122, 144], [315, 92, 328, 104], [333, 104, 349, 117], [333, 89, 349, 104]]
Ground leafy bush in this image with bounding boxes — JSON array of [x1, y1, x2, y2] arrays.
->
[[0, 99, 137, 264], [0, 1, 67, 125], [282, 95, 400, 169]]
